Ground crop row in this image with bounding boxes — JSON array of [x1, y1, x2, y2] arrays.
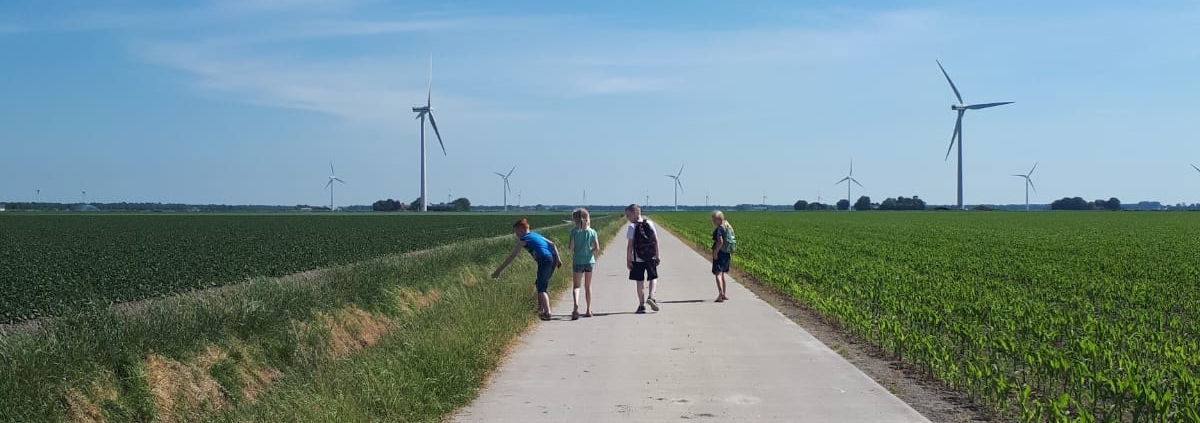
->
[[0, 213, 569, 323], [655, 212, 1200, 423]]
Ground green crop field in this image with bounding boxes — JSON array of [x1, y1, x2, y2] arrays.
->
[[655, 211, 1200, 423], [0, 213, 569, 323]]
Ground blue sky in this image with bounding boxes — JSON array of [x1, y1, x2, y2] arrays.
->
[[2, 0, 1198, 207]]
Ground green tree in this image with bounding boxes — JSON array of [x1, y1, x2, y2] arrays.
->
[[854, 196, 872, 211], [836, 199, 850, 211], [793, 200, 808, 211], [452, 197, 471, 212]]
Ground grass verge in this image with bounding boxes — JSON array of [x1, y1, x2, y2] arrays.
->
[[0, 215, 623, 423]]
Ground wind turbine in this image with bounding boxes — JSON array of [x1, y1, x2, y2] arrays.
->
[[665, 165, 684, 211], [835, 160, 864, 211], [517, 190, 522, 208], [81, 190, 86, 204], [494, 166, 515, 211], [413, 56, 446, 212], [937, 60, 1014, 210], [324, 162, 346, 211], [582, 189, 587, 206], [1012, 162, 1038, 211]]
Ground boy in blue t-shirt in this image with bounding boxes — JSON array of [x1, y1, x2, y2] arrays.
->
[[493, 218, 563, 321]]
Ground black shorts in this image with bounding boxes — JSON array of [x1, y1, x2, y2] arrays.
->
[[712, 251, 731, 274], [629, 260, 658, 281]]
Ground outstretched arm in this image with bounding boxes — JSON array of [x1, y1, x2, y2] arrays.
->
[[548, 240, 563, 268], [492, 242, 524, 278]]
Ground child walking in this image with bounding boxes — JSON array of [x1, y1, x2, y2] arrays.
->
[[710, 210, 736, 302], [567, 208, 600, 320], [625, 204, 661, 314], [492, 218, 563, 321]]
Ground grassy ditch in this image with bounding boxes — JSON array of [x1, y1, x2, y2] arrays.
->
[[0, 215, 623, 423]]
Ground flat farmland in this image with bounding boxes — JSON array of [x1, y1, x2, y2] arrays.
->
[[0, 213, 566, 323], [655, 211, 1200, 423]]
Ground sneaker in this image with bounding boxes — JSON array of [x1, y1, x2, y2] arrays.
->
[[646, 297, 660, 311], [635, 305, 646, 314]]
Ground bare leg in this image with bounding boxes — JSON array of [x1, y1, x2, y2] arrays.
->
[[715, 272, 724, 299], [636, 280, 645, 305], [714, 273, 724, 301], [539, 292, 551, 316], [572, 272, 583, 313], [647, 279, 657, 300], [584, 272, 594, 316]]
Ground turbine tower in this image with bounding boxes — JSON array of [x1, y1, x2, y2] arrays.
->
[[835, 160, 864, 211], [324, 162, 346, 211], [1012, 162, 1038, 211], [494, 166, 515, 212], [413, 56, 446, 212], [665, 165, 684, 211], [937, 60, 1014, 210]]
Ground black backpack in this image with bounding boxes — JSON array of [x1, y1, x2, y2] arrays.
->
[[632, 219, 658, 262]]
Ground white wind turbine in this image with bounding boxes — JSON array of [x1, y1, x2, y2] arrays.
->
[[835, 160, 864, 211], [1012, 162, 1038, 211], [937, 60, 1014, 210], [325, 162, 346, 211], [494, 166, 515, 212], [665, 165, 684, 211], [412, 56, 446, 212]]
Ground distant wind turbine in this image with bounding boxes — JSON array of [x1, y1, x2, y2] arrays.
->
[[665, 165, 684, 211], [413, 55, 447, 212], [325, 162, 346, 211], [494, 166, 515, 211], [1012, 162, 1038, 211], [582, 189, 587, 206], [517, 190, 522, 208], [835, 160, 864, 211], [81, 190, 86, 204], [937, 60, 1014, 210]]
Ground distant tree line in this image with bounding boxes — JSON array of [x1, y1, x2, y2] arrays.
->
[[796, 195, 925, 211], [373, 197, 471, 212], [1050, 197, 1121, 210]]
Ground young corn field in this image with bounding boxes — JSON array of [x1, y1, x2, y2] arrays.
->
[[656, 211, 1199, 423]]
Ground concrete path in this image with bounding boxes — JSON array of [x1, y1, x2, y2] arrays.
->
[[452, 222, 931, 423]]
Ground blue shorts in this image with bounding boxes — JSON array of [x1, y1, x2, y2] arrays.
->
[[535, 259, 556, 293], [712, 251, 731, 274], [573, 263, 594, 273]]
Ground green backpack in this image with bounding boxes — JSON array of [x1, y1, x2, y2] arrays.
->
[[721, 226, 737, 253]]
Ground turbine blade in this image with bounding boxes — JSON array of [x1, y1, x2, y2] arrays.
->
[[945, 112, 963, 161], [336, 178, 345, 184], [330, 161, 335, 175], [507, 166, 515, 178], [505, 180, 511, 193], [677, 179, 684, 193], [1192, 164, 1199, 173], [936, 60, 964, 104], [849, 159, 854, 176], [677, 164, 684, 177], [1012, 174, 1025, 178], [1028, 178, 1037, 193], [1029, 162, 1038, 176], [965, 102, 1014, 110], [665, 174, 675, 178], [325, 179, 333, 189], [427, 54, 433, 107], [852, 178, 864, 189], [835, 177, 849, 185], [495, 172, 506, 177], [427, 112, 446, 155]]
